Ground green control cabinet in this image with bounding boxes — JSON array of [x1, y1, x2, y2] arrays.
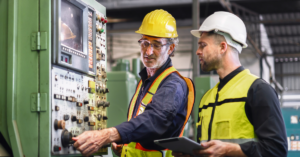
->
[[281, 107, 300, 157], [0, 0, 110, 156]]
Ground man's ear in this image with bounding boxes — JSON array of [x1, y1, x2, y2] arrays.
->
[[220, 41, 228, 54], [168, 44, 175, 55]]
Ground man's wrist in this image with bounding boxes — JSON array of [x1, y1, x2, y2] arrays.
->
[[224, 142, 246, 157], [106, 127, 121, 143]]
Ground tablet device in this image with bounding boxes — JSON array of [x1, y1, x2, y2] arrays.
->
[[154, 137, 202, 156]]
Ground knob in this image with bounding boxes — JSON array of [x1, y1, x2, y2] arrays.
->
[[83, 100, 89, 105], [54, 119, 65, 130], [105, 88, 109, 93], [64, 115, 70, 121], [71, 116, 77, 122], [103, 102, 110, 108], [84, 116, 89, 122], [103, 116, 108, 120], [97, 100, 104, 107], [61, 129, 73, 147], [55, 75, 58, 81], [81, 85, 84, 91]]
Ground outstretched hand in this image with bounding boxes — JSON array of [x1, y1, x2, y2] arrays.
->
[[72, 129, 111, 157]]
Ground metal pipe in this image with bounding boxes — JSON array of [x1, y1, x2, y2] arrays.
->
[[192, 0, 200, 79]]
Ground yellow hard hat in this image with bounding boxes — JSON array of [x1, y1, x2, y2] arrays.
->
[[136, 9, 178, 38]]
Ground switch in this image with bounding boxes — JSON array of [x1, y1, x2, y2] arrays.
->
[[53, 145, 61, 152], [88, 122, 95, 126], [96, 85, 100, 93], [71, 116, 77, 122], [61, 129, 73, 147], [83, 100, 89, 105], [77, 119, 83, 124], [54, 119, 65, 130], [55, 75, 58, 81], [77, 84, 80, 90], [84, 116, 89, 122], [81, 85, 84, 91], [88, 106, 94, 111], [96, 114, 102, 121], [66, 96, 73, 102], [103, 116, 108, 120], [64, 115, 70, 121], [76, 102, 82, 107], [55, 106, 60, 111], [54, 94, 61, 99]]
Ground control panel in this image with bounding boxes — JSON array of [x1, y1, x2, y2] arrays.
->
[[51, 66, 109, 154], [51, 0, 108, 155]]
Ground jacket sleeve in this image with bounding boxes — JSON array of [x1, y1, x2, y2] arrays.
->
[[114, 78, 187, 144], [240, 79, 288, 157]]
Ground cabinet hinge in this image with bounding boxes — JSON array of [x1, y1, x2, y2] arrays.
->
[[31, 93, 47, 112], [31, 32, 47, 51]]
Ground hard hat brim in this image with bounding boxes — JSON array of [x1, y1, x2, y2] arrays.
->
[[190, 29, 248, 48]]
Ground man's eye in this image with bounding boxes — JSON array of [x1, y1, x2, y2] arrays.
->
[[153, 44, 160, 48]]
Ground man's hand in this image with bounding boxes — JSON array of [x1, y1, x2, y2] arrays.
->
[[172, 140, 246, 157], [73, 127, 121, 157], [193, 140, 246, 157], [193, 140, 227, 157], [111, 142, 123, 156]]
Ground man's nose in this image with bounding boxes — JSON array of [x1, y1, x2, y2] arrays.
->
[[196, 48, 202, 56], [145, 46, 154, 56]]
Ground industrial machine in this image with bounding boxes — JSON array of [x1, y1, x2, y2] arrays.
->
[[107, 59, 140, 130], [282, 107, 300, 157], [0, 0, 109, 156]]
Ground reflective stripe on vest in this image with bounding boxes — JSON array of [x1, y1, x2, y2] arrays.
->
[[123, 66, 195, 156], [201, 138, 258, 144], [197, 69, 258, 143]]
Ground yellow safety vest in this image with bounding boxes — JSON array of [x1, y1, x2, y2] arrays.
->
[[197, 69, 258, 144], [121, 66, 195, 157]]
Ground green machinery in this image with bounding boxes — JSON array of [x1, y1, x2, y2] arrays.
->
[[192, 76, 216, 141], [107, 59, 140, 128], [0, 0, 111, 156], [281, 107, 300, 157]]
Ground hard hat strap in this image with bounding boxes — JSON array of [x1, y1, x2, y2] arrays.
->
[[215, 31, 242, 53]]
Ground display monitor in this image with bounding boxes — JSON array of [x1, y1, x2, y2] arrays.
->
[[61, 0, 83, 52]]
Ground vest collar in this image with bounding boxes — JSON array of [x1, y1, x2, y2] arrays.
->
[[139, 57, 172, 84], [218, 66, 244, 91]]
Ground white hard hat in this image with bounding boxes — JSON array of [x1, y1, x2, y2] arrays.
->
[[191, 11, 248, 49]]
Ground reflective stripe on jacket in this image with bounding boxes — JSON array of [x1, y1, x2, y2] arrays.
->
[[197, 69, 258, 143], [122, 66, 195, 157]]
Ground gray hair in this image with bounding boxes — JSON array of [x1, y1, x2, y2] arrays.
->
[[166, 37, 179, 57]]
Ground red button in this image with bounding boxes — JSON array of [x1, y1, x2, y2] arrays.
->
[[59, 147, 61, 151], [65, 58, 68, 63]]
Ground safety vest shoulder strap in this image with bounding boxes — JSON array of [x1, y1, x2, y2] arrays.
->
[[127, 80, 143, 121]]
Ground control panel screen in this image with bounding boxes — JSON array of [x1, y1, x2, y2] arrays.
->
[[61, 0, 83, 52]]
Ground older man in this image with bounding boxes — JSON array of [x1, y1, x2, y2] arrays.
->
[[73, 9, 195, 157]]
